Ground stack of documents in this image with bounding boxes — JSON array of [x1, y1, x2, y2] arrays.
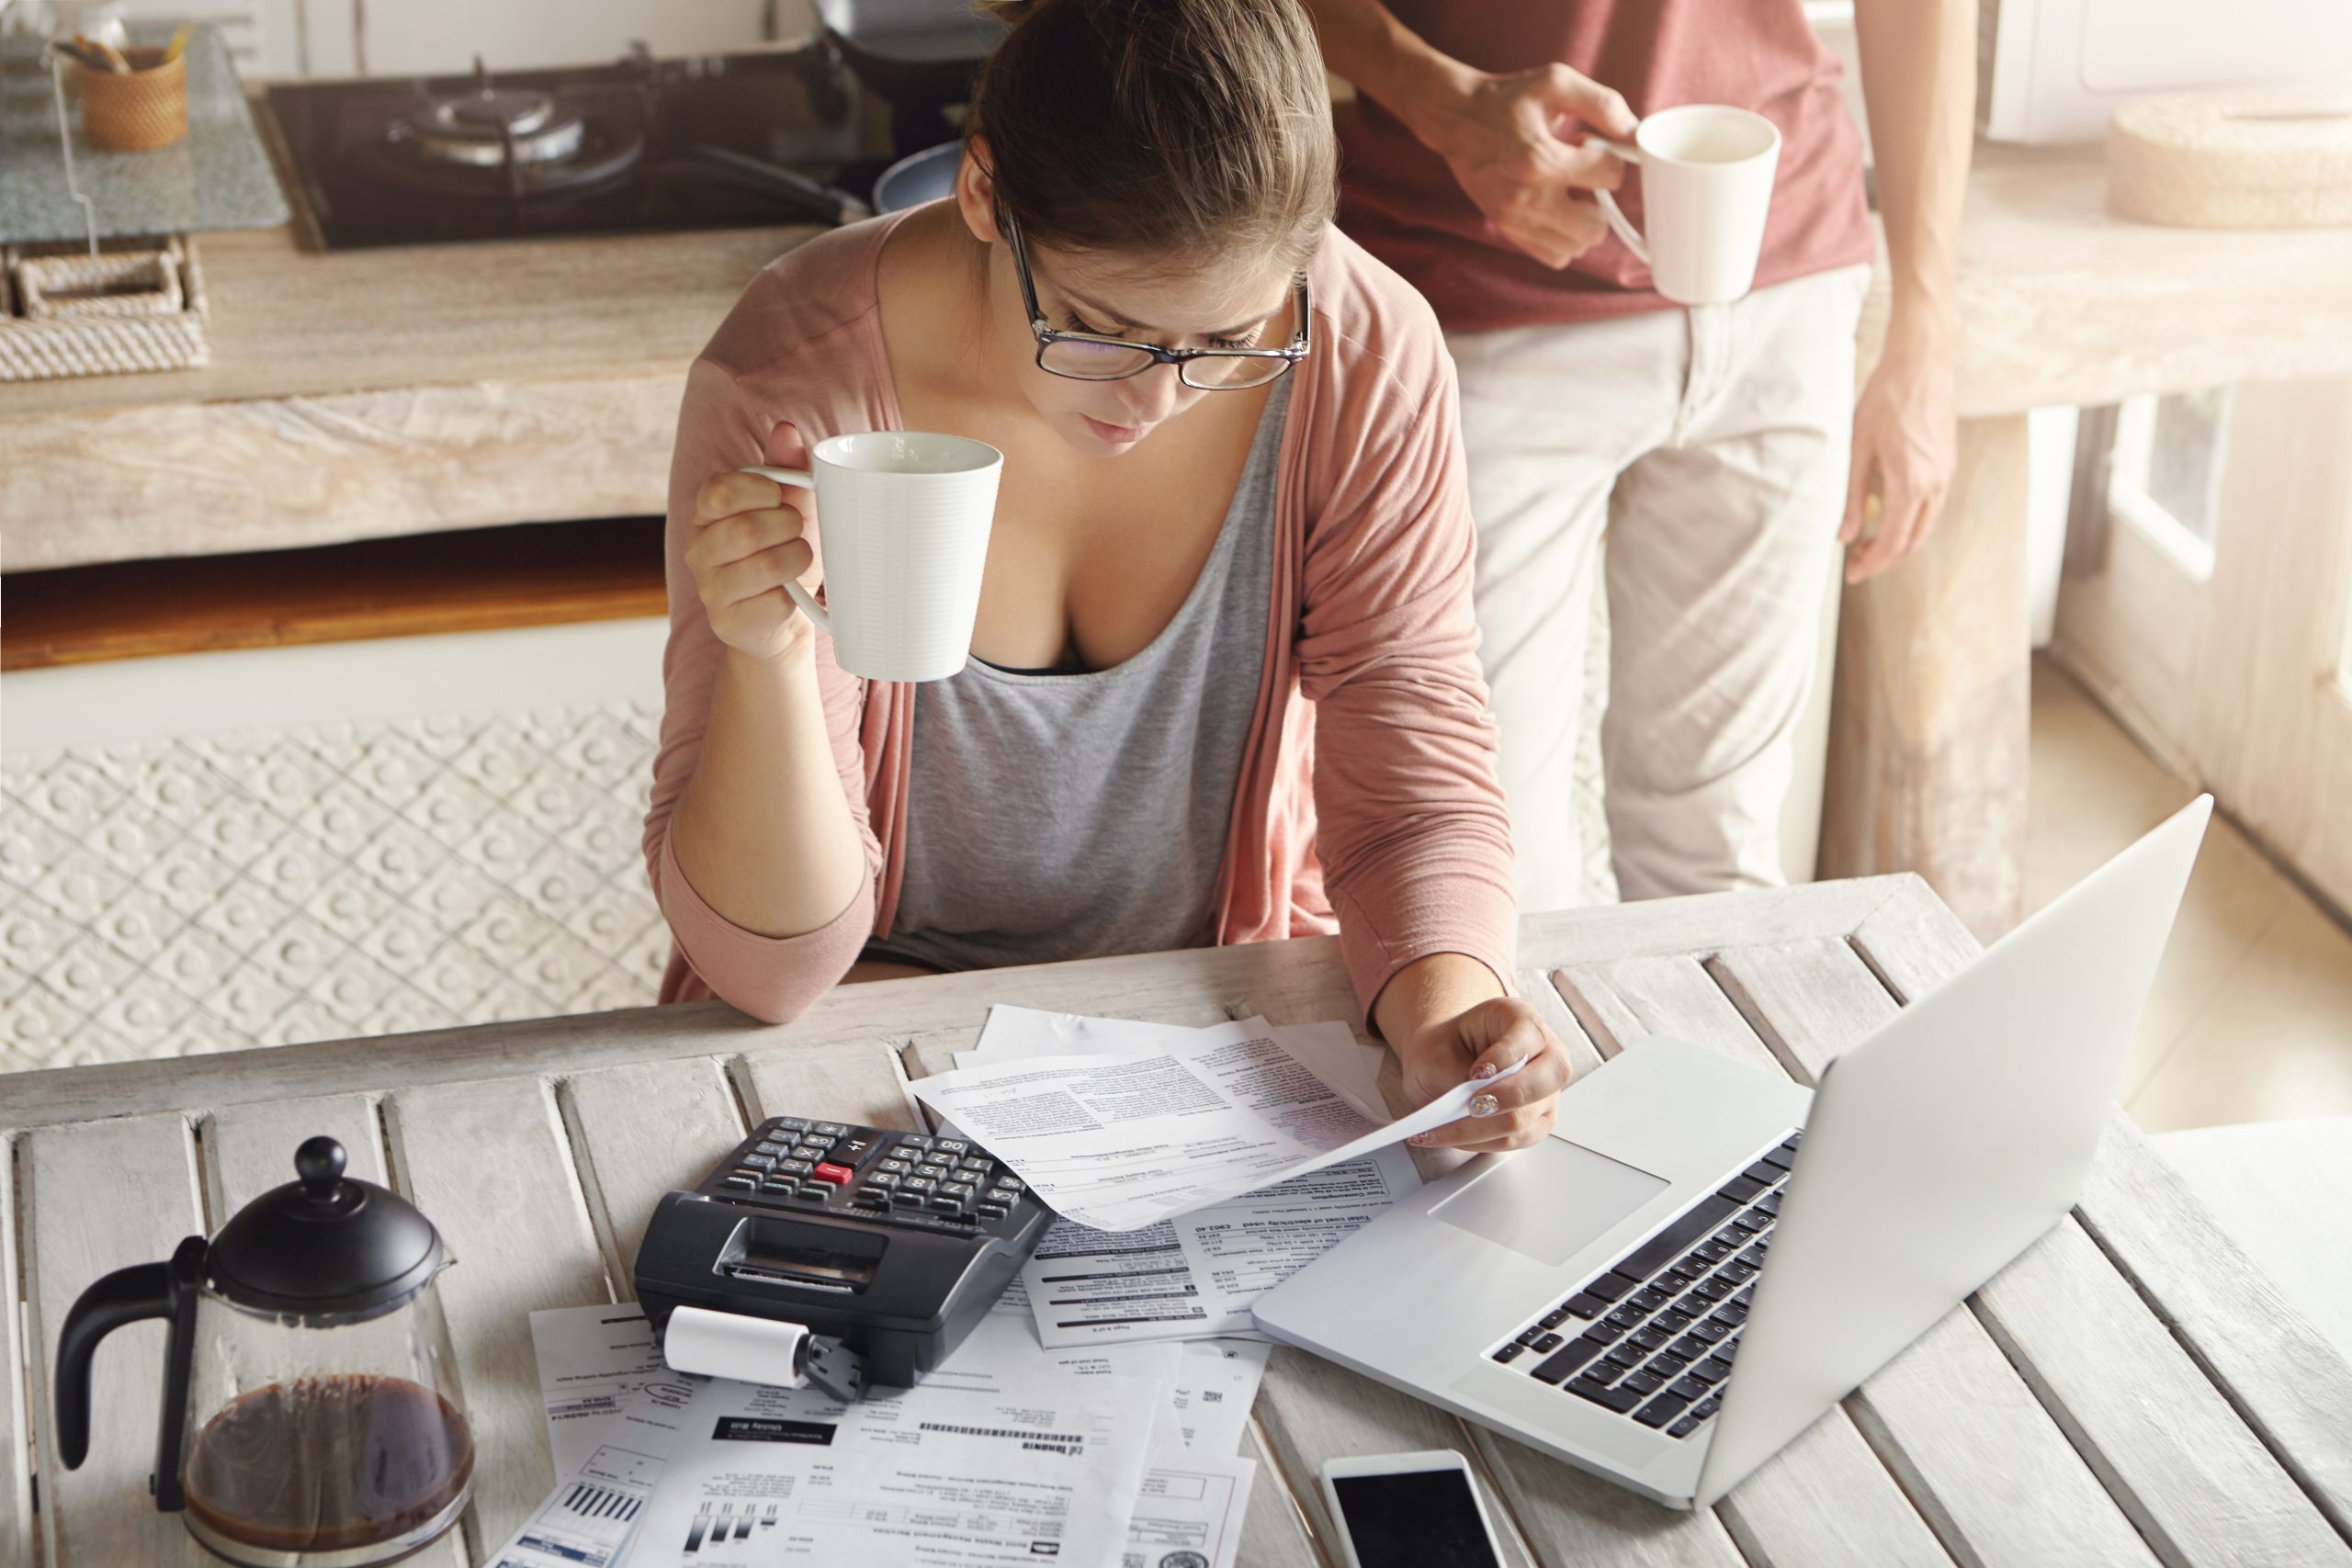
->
[[938, 1008, 1458, 1348], [914, 1006, 1505, 1235], [488, 1006, 1485, 1566], [497, 1296, 1267, 1568]]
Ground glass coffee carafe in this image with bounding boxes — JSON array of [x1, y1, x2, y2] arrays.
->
[[55, 1135, 473, 1567]]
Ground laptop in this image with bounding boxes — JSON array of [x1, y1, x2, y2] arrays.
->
[[1252, 796, 2211, 1509]]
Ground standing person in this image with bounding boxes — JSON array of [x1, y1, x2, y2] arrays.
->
[[1306, 1, 1973, 909], [644, 0, 1577, 1152]]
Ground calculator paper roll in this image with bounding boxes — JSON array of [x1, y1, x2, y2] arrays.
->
[[663, 1305, 811, 1389]]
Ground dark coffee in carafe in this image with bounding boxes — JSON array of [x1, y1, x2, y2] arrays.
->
[[182, 1374, 472, 1554]]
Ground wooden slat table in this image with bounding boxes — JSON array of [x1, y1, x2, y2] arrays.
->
[[5, 875, 2348, 1568]]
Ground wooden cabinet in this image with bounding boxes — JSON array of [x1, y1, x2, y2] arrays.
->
[[344, 0, 785, 79], [102, 0, 802, 82], [2053, 377, 2352, 919]]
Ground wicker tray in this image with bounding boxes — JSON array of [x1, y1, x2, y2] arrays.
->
[[0, 233, 209, 380]]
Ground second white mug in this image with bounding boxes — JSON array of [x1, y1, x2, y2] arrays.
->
[[1591, 104, 1782, 308], [741, 430, 1003, 683]]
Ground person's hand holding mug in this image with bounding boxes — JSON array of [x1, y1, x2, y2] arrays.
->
[[686, 423, 822, 666], [1410, 62, 1638, 269]]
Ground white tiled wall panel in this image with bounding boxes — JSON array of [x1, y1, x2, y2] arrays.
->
[[0, 700, 671, 1071]]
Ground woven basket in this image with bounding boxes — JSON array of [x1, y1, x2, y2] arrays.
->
[[0, 235, 209, 380], [76, 48, 188, 152], [18, 246, 185, 318]]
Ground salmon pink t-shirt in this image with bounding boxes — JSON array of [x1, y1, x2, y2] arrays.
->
[[1338, 1, 1873, 332]]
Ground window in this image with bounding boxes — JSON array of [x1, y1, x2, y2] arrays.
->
[[2340, 533, 2352, 695], [2108, 389, 2232, 579]]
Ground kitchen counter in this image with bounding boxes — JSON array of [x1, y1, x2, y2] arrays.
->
[[0, 220, 820, 568], [6, 143, 2352, 570]]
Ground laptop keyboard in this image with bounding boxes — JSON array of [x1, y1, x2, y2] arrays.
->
[[1487, 1128, 1802, 1439]]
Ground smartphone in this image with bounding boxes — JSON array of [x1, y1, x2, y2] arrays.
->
[[1318, 1450, 1509, 1568]]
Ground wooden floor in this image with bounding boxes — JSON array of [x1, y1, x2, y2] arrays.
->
[[0, 517, 666, 671], [2030, 656, 2352, 1133]]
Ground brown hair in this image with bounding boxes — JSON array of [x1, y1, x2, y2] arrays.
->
[[969, 0, 1338, 271]]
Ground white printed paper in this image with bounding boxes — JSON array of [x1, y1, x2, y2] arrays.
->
[[504, 1299, 1263, 1568], [1169, 1339, 1272, 1461], [962, 1007, 1393, 1124], [1021, 1146, 1419, 1347], [927, 1310, 1188, 1451], [488, 1308, 690, 1568], [627, 1371, 1160, 1567], [484, 1431, 670, 1568], [1122, 1454, 1256, 1568], [888, 1313, 1259, 1568], [911, 1019, 1510, 1232], [528, 1304, 667, 1477]]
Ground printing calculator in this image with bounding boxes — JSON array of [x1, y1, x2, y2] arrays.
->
[[633, 1116, 1053, 1390]]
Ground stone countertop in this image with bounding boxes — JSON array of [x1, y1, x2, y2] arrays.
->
[[0, 23, 288, 247], [5, 142, 2352, 571]]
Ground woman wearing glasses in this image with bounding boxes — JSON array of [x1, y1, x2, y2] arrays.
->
[[645, 0, 1572, 1152]]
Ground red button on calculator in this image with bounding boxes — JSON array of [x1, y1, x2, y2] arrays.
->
[[811, 1163, 854, 1186]]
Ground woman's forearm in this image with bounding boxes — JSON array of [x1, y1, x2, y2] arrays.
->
[[1374, 951, 1510, 1049], [668, 640, 867, 939]]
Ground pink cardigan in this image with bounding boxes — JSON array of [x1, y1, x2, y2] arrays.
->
[[645, 212, 1518, 1025]]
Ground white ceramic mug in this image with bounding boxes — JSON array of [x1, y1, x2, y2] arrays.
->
[[740, 430, 1002, 682], [1590, 105, 1782, 307]]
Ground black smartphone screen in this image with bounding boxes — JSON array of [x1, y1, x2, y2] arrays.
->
[[1329, 1466, 1504, 1568]]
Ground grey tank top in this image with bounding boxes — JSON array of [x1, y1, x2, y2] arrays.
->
[[866, 376, 1289, 975]]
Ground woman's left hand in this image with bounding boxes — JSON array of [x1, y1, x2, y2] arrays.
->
[[1395, 996, 1574, 1152]]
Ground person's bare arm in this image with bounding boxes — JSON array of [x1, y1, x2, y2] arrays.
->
[[1842, 0, 1975, 581], [667, 466, 866, 938], [1303, 0, 1636, 268]]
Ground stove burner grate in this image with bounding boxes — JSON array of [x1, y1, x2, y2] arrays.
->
[[359, 55, 644, 199]]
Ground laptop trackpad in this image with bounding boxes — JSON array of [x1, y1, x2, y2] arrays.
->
[[1432, 1139, 1670, 1267]]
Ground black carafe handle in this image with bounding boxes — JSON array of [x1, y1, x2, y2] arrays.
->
[[55, 1235, 207, 1511]]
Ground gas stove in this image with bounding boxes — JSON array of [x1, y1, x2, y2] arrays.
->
[[262, 44, 905, 251]]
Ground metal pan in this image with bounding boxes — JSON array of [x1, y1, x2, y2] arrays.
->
[[872, 141, 961, 212]]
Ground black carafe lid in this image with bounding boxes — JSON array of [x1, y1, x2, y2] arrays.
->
[[204, 1136, 445, 1320]]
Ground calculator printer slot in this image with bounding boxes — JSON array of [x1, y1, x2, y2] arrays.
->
[[718, 1217, 883, 1292]]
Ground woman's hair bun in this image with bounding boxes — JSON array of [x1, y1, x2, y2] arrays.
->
[[978, 0, 1038, 26]]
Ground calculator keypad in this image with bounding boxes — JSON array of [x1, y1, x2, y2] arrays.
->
[[707, 1118, 1030, 1233]]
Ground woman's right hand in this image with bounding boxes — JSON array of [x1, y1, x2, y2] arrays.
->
[[686, 434, 819, 665]]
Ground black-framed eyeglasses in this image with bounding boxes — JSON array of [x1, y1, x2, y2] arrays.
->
[[1003, 213, 1310, 391]]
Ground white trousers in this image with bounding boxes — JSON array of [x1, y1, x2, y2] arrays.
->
[[1449, 264, 1871, 913]]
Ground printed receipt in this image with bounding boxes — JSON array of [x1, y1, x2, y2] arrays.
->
[[961, 1009, 1421, 1348], [914, 1014, 1514, 1233]]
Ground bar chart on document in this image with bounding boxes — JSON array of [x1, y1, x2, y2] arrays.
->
[[684, 1502, 783, 1552], [561, 1482, 646, 1527]]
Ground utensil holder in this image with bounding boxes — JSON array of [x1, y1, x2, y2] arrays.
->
[[75, 47, 187, 152]]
